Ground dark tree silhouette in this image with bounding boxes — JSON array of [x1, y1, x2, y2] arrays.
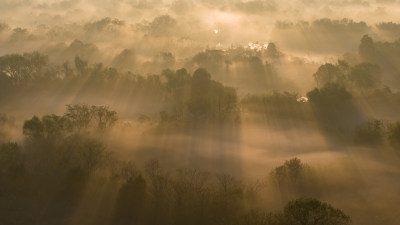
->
[[359, 35, 376, 62], [282, 198, 351, 225], [348, 63, 381, 91], [307, 83, 352, 107], [388, 122, 400, 149]]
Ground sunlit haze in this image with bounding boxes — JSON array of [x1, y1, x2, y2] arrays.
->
[[1, 1, 400, 225]]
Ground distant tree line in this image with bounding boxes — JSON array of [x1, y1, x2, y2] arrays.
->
[[1, 35, 400, 131], [0, 52, 239, 123]]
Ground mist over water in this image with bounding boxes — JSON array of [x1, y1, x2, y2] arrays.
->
[[1, 1, 400, 225]]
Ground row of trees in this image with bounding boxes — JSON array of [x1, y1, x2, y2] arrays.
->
[[1, 37, 400, 129], [240, 91, 312, 124], [354, 120, 400, 148], [240, 82, 400, 150], [0, 52, 164, 89], [0, 45, 280, 88], [23, 104, 117, 140], [0, 52, 239, 122], [0, 128, 351, 225], [0, 105, 353, 225], [18, 105, 117, 177], [241, 82, 360, 130], [0, 52, 49, 86], [0, 42, 285, 103], [0, 35, 397, 95]]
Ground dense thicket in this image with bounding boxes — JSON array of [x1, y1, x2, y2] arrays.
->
[[0, 108, 352, 225]]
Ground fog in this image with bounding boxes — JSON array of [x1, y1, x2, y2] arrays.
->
[[1, 1, 400, 225]]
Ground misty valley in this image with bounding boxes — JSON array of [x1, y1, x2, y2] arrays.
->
[[1, 1, 400, 225]]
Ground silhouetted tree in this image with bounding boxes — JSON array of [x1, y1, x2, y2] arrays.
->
[[313, 63, 346, 87], [78, 139, 106, 175], [282, 198, 351, 225], [348, 63, 381, 91], [187, 68, 238, 121], [112, 49, 136, 71], [113, 175, 148, 225], [359, 35, 376, 62], [265, 42, 281, 62], [0, 52, 48, 86], [388, 122, 400, 149], [270, 158, 314, 200], [213, 173, 244, 224], [307, 83, 352, 107], [192, 50, 225, 75], [354, 120, 385, 146], [145, 160, 173, 225], [92, 106, 118, 131], [172, 168, 210, 225], [64, 104, 117, 132], [74, 56, 89, 76], [65, 104, 93, 132], [0, 142, 24, 174], [23, 115, 45, 139]]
